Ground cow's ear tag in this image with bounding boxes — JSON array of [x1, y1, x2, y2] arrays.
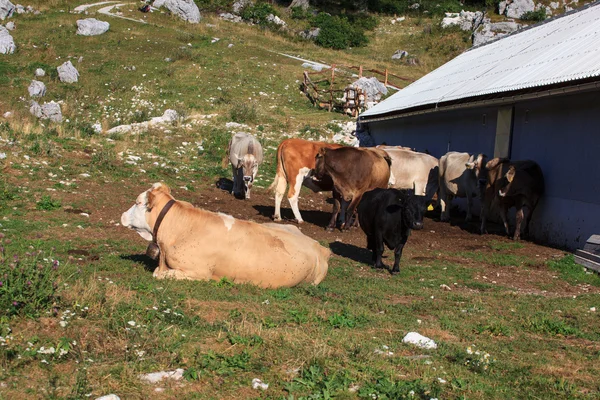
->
[[427, 204, 434, 211], [146, 242, 160, 260]]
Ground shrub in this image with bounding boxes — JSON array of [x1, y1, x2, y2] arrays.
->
[[36, 195, 62, 211], [241, 2, 279, 26], [229, 102, 258, 123], [290, 6, 310, 20], [313, 13, 369, 49], [520, 9, 547, 22], [0, 247, 61, 318]]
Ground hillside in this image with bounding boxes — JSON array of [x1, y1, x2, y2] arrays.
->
[[1, 1, 600, 399]]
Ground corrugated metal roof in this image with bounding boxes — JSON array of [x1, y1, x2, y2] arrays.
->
[[361, 2, 600, 119]]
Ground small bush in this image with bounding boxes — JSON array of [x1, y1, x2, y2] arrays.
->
[[313, 13, 369, 49], [241, 2, 279, 26], [0, 247, 61, 318], [36, 195, 62, 211], [91, 146, 119, 171], [229, 102, 258, 123], [290, 6, 310, 20], [521, 9, 547, 22]]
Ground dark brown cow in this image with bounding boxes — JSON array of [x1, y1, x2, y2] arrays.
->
[[314, 147, 391, 231], [269, 139, 343, 223], [480, 158, 545, 240]]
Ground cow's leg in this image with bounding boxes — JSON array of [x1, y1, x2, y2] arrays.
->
[[327, 192, 341, 232], [273, 174, 287, 222], [288, 167, 311, 223], [499, 205, 510, 237], [440, 186, 450, 222], [391, 237, 408, 275], [514, 207, 524, 241], [465, 191, 473, 222], [373, 231, 386, 269], [366, 234, 376, 262], [480, 200, 489, 234], [153, 268, 190, 280], [523, 198, 539, 238], [342, 194, 363, 230]]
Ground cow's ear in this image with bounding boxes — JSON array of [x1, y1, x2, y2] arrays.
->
[[151, 182, 171, 194], [465, 162, 475, 169], [467, 154, 475, 164], [318, 147, 329, 156], [485, 158, 507, 170], [506, 166, 516, 183]]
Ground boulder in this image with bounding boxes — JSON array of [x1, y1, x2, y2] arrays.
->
[[95, 396, 120, 400], [152, 0, 201, 23], [299, 27, 320, 40], [0, 0, 14, 20], [28, 80, 46, 97], [441, 10, 485, 31], [391, 50, 408, 60], [232, 0, 252, 14], [57, 61, 79, 83], [266, 14, 286, 26], [550, 1, 559, 9], [402, 332, 437, 349], [30, 101, 63, 123], [0, 25, 15, 54], [35, 68, 45, 77], [498, 0, 535, 19], [351, 77, 388, 102], [301, 62, 323, 72], [473, 21, 521, 46], [288, 0, 309, 11], [76, 18, 110, 36], [5, 20, 14, 30], [219, 12, 242, 23]]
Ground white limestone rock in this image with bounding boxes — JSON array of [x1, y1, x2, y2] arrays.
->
[[5, 20, 14, 30], [0, 25, 14, 53], [76, 18, 110, 36], [35, 68, 45, 77], [441, 10, 485, 31], [402, 332, 437, 349], [30, 101, 63, 123], [266, 14, 285, 26], [473, 21, 522, 46], [219, 12, 242, 22], [57, 61, 79, 83], [95, 395, 120, 400], [140, 369, 184, 384], [392, 50, 408, 60], [28, 80, 46, 97], [0, 0, 14, 20], [351, 77, 388, 102], [499, 0, 535, 19], [152, 0, 200, 23]]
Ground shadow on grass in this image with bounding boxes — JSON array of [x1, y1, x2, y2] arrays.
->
[[120, 254, 156, 273], [329, 241, 372, 265]]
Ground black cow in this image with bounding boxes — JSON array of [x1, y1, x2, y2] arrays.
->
[[357, 188, 426, 274]]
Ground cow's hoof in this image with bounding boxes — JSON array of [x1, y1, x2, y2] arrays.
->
[[272, 215, 281, 222], [296, 219, 304, 224], [440, 216, 450, 222], [326, 227, 335, 232], [373, 263, 386, 270], [389, 269, 400, 275]]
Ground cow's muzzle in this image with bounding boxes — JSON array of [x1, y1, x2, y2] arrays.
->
[[412, 221, 424, 230], [243, 176, 253, 183]]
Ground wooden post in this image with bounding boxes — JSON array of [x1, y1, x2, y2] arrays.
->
[[359, 65, 363, 78], [384, 69, 389, 87]]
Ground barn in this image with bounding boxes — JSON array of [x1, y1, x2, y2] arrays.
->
[[358, 2, 600, 250]]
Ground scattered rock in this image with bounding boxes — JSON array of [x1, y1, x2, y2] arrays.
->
[[211, 37, 219, 43], [0, 0, 14, 20], [288, 0, 309, 11], [351, 76, 388, 103], [330, 121, 359, 147], [28, 80, 46, 97], [266, 14, 286, 26], [391, 16, 405, 24], [153, 0, 201, 23], [499, 0, 535, 19], [473, 21, 522, 46], [409, 3, 420, 9], [5, 20, 14, 30], [0, 25, 15, 54], [107, 109, 179, 134], [219, 12, 242, 23], [57, 61, 79, 83], [30, 101, 63, 123], [76, 18, 110, 36], [251, 378, 269, 390], [299, 27, 320, 40], [550, 1, 559, 9], [2, 111, 11, 118], [140, 368, 184, 384], [440, 284, 452, 291], [95, 395, 120, 400], [225, 121, 249, 130], [228, 43, 233, 48], [402, 332, 437, 349], [441, 10, 485, 31], [391, 50, 408, 60], [35, 68, 45, 77], [374, 345, 394, 356], [232, 0, 252, 14]]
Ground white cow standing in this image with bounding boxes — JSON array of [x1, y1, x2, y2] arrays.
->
[[227, 132, 263, 199], [438, 152, 487, 222]]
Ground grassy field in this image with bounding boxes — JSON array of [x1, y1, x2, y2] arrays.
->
[[1, 1, 600, 399]]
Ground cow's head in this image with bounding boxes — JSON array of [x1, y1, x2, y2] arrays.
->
[[121, 182, 171, 241], [465, 153, 488, 195], [401, 190, 426, 230], [239, 153, 259, 198], [498, 165, 516, 197], [314, 147, 330, 179]]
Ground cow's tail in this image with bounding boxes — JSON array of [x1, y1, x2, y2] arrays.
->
[[268, 141, 286, 192]]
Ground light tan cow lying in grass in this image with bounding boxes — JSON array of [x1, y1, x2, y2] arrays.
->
[[121, 183, 330, 288]]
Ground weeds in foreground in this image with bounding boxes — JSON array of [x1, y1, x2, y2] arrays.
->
[[36, 195, 62, 211]]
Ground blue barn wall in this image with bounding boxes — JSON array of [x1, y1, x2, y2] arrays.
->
[[366, 106, 498, 158], [363, 90, 600, 250]]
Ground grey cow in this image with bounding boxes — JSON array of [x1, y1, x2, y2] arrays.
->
[[439, 152, 487, 222], [227, 132, 263, 199]]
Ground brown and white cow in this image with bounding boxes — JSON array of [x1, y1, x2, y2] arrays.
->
[[121, 183, 331, 288], [480, 158, 545, 240], [269, 138, 343, 223], [227, 132, 263, 200], [378, 146, 439, 202], [439, 152, 487, 222], [314, 147, 391, 231]]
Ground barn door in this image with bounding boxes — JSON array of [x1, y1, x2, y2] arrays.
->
[[494, 106, 514, 158]]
